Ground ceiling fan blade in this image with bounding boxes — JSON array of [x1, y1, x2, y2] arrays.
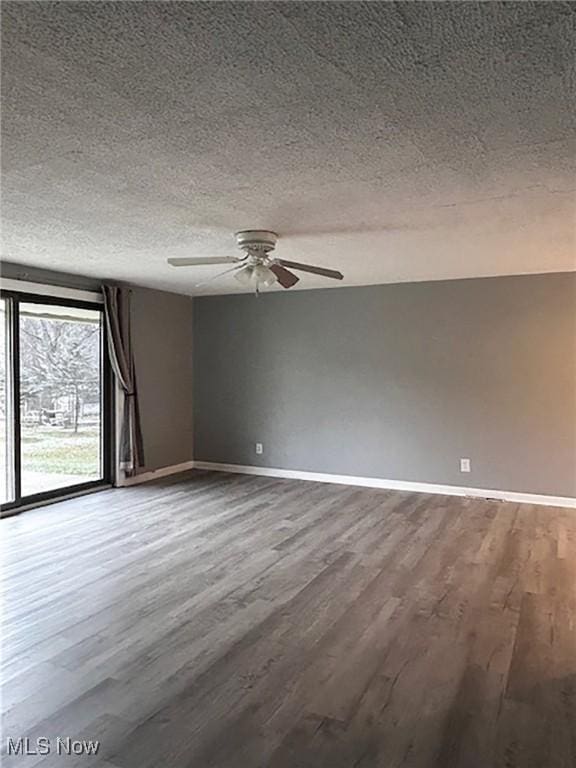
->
[[278, 260, 343, 280], [194, 264, 246, 288], [269, 263, 300, 289], [168, 257, 240, 267]]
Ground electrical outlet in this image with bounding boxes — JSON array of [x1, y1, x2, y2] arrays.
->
[[460, 458, 471, 473], [255, 443, 263, 455]]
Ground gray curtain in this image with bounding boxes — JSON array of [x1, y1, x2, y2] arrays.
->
[[102, 284, 145, 477]]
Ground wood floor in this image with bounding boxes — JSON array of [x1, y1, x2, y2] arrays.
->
[[1, 471, 575, 768]]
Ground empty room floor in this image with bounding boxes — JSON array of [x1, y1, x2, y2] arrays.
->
[[1, 472, 575, 768]]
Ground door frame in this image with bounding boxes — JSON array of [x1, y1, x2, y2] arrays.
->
[[0, 289, 113, 514]]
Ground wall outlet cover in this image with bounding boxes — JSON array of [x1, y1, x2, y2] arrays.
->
[[255, 443, 263, 455], [460, 458, 471, 473]]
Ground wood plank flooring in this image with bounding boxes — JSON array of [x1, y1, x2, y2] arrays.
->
[[1, 470, 575, 767]]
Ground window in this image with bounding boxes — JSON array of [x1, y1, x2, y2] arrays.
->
[[0, 291, 111, 512]]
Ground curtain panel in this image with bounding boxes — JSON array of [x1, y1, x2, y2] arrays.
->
[[102, 284, 145, 477]]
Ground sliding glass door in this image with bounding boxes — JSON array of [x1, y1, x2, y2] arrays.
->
[[0, 292, 110, 512], [1, 298, 15, 504]]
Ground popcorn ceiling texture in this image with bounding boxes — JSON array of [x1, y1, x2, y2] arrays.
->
[[1, 1, 575, 295]]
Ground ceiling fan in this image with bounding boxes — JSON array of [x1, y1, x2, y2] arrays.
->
[[167, 230, 344, 291]]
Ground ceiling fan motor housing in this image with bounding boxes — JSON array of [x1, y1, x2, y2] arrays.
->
[[235, 230, 278, 255]]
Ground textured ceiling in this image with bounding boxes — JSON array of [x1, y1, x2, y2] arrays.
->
[[2, 1, 575, 296]]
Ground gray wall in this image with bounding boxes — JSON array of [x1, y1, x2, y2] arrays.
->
[[193, 273, 576, 497], [131, 287, 194, 472]]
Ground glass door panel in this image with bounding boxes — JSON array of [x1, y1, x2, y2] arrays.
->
[[19, 302, 103, 496], [1, 298, 15, 504]]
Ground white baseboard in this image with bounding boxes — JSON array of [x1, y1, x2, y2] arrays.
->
[[119, 460, 195, 487], [193, 461, 576, 509]]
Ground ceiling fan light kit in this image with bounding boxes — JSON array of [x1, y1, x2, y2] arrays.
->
[[234, 265, 255, 286], [234, 264, 276, 289], [167, 230, 344, 293], [253, 264, 278, 287]]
